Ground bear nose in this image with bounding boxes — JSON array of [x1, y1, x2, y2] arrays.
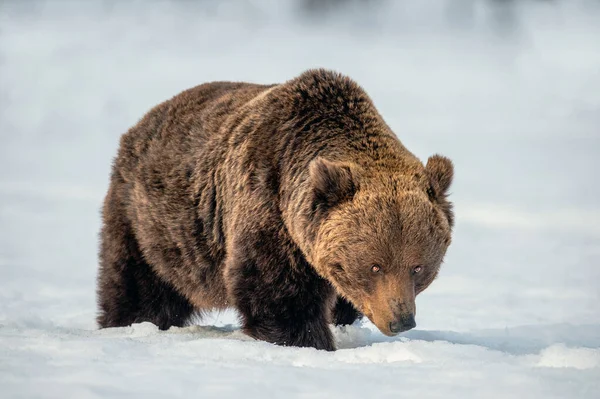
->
[[389, 314, 416, 334]]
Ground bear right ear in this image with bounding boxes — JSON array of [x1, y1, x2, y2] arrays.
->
[[309, 157, 360, 212], [425, 154, 453, 196]]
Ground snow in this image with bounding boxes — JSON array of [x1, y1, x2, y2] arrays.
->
[[1, 0, 599, 398], [2, 322, 600, 398]]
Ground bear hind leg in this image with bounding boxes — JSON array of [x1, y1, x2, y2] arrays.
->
[[97, 186, 194, 330]]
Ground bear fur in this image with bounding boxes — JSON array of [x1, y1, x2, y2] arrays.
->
[[97, 69, 454, 351]]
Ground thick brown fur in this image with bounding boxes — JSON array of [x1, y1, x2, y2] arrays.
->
[[97, 69, 454, 350]]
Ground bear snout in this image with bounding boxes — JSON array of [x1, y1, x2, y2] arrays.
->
[[389, 313, 416, 334]]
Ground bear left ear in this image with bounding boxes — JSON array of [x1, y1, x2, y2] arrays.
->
[[309, 157, 360, 212], [425, 155, 453, 196]]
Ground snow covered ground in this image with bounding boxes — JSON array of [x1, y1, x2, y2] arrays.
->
[[1, 0, 599, 397]]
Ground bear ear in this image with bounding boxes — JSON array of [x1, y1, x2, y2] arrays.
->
[[425, 155, 453, 196], [309, 157, 360, 211]]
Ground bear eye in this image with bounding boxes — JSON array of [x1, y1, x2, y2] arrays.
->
[[371, 264, 382, 273], [412, 265, 422, 274]]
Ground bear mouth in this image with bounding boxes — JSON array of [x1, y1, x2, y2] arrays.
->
[[361, 309, 401, 337]]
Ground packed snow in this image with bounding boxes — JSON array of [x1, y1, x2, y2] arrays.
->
[[1, 1, 599, 398]]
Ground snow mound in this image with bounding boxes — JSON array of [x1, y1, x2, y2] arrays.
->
[[536, 344, 600, 370]]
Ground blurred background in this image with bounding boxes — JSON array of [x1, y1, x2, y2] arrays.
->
[[0, 0, 599, 332]]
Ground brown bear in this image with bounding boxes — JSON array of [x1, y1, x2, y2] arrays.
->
[[97, 69, 454, 351]]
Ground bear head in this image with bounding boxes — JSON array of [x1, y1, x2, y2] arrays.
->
[[308, 155, 454, 336]]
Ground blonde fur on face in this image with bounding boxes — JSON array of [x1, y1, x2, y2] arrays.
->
[[310, 157, 453, 335]]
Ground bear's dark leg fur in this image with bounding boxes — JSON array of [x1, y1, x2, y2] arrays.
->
[[229, 233, 336, 351], [332, 296, 362, 326], [97, 180, 194, 331]]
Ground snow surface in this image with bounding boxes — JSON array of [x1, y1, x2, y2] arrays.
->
[[1, 0, 599, 398]]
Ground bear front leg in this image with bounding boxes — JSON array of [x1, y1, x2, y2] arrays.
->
[[229, 256, 336, 351], [243, 308, 335, 351], [333, 296, 363, 326]]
